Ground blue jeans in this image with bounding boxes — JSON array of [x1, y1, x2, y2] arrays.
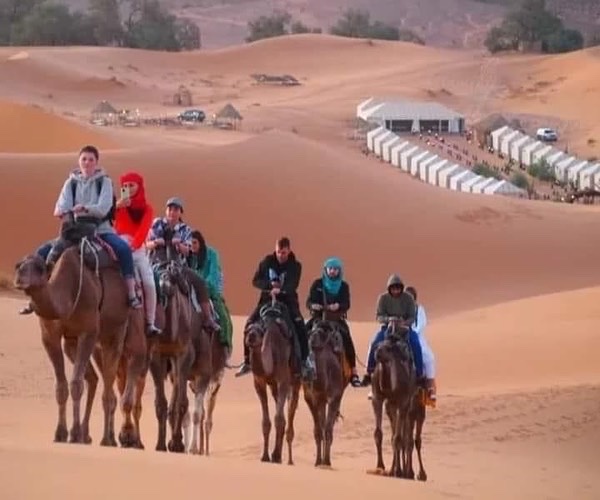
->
[[366, 325, 424, 378], [98, 233, 134, 278], [37, 234, 134, 279]]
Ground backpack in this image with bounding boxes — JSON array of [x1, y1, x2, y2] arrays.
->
[[70, 176, 117, 225]]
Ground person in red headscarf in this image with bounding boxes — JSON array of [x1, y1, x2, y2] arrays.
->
[[114, 172, 161, 337]]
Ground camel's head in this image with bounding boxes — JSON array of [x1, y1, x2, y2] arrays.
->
[[245, 322, 266, 349], [13, 254, 49, 290], [375, 337, 412, 372], [157, 261, 180, 298], [309, 320, 339, 353]]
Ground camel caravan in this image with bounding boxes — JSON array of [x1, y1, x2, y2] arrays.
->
[[12, 145, 435, 480]]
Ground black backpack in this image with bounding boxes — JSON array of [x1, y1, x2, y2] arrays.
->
[[70, 176, 117, 225]]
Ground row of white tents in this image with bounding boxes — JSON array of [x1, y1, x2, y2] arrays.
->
[[367, 126, 526, 197], [490, 126, 600, 189]]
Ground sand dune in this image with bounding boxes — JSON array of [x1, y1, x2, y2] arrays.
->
[[0, 101, 118, 153], [1, 34, 600, 499]]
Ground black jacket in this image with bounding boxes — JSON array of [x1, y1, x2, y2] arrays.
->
[[252, 251, 302, 309], [306, 278, 350, 317]]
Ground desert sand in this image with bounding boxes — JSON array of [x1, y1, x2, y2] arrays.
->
[[1, 34, 599, 499]]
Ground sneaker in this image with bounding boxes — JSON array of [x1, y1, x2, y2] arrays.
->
[[360, 373, 372, 387], [350, 374, 362, 387], [145, 323, 162, 337], [129, 296, 143, 309], [19, 303, 34, 315], [235, 362, 251, 377]]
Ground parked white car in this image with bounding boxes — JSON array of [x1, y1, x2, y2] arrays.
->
[[536, 128, 558, 142]]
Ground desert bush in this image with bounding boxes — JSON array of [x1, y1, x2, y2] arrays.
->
[[527, 159, 555, 182], [510, 171, 530, 190], [473, 162, 501, 179]]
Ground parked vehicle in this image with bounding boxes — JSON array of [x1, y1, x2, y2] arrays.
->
[[536, 127, 558, 142], [178, 109, 205, 123]]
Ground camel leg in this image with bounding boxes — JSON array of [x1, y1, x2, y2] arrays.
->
[[285, 381, 300, 466], [403, 412, 416, 480], [64, 338, 97, 445], [149, 353, 168, 452], [69, 331, 97, 444], [41, 331, 69, 443], [188, 377, 207, 455], [323, 395, 342, 467], [168, 348, 193, 453], [388, 403, 402, 478], [205, 373, 224, 456], [117, 350, 146, 449], [304, 394, 322, 466], [99, 333, 125, 447], [371, 397, 385, 472], [254, 379, 271, 462], [414, 405, 427, 481], [271, 382, 289, 464], [132, 373, 147, 449]]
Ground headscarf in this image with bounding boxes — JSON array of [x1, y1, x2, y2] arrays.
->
[[322, 257, 343, 296], [119, 171, 147, 210]]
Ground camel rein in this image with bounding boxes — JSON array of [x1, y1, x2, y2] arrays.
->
[[66, 238, 100, 320]]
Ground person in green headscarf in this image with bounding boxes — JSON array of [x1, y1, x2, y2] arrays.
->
[[187, 229, 233, 351], [305, 257, 361, 387]]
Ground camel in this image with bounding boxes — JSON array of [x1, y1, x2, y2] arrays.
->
[[182, 307, 228, 455], [302, 319, 351, 468], [368, 317, 427, 480], [245, 300, 301, 464], [148, 256, 196, 453], [13, 218, 145, 448]]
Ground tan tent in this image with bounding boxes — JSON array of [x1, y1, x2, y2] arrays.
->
[[90, 100, 118, 125], [214, 103, 243, 130]]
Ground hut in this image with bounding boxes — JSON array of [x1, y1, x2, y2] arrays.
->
[[91, 100, 118, 125], [173, 85, 193, 106], [214, 103, 243, 130]]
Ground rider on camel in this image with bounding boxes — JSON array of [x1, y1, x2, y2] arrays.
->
[[113, 171, 162, 337], [187, 229, 233, 352], [19, 145, 140, 315], [305, 257, 362, 387], [236, 237, 315, 380], [146, 197, 219, 333]]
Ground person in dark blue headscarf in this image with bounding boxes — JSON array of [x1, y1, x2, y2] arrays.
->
[[306, 257, 361, 387]]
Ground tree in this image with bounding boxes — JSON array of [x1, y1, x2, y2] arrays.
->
[[510, 171, 530, 190], [11, 3, 94, 46], [0, 0, 43, 43], [543, 28, 584, 53], [484, 25, 516, 52], [246, 10, 291, 42], [290, 20, 321, 34], [88, 0, 123, 46], [329, 8, 415, 43], [175, 17, 201, 50]]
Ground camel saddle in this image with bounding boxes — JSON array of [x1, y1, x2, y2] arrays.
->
[[47, 217, 117, 272]]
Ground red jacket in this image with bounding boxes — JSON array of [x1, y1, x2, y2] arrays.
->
[[114, 205, 154, 251]]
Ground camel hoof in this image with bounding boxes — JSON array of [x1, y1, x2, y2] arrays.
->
[[156, 443, 167, 452], [100, 436, 118, 447], [270, 454, 282, 464], [168, 440, 185, 453], [118, 428, 138, 449], [189, 446, 200, 455], [134, 440, 145, 450], [418, 471, 428, 482], [69, 426, 83, 444], [261, 455, 270, 463], [366, 468, 386, 476], [54, 426, 68, 443], [317, 464, 333, 470]]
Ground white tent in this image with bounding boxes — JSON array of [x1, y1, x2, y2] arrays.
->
[[521, 141, 544, 166], [450, 169, 475, 191], [428, 159, 449, 185], [471, 177, 497, 194], [410, 150, 430, 176], [530, 144, 554, 166], [373, 129, 395, 157], [500, 130, 522, 157], [510, 135, 533, 163], [400, 146, 422, 172], [491, 126, 513, 151], [555, 156, 578, 183], [567, 161, 589, 186], [381, 134, 401, 162], [579, 163, 600, 189], [484, 180, 526, 197], [417, 154, 439, 182], [367, 126, 387, 152], [390, 141, 412, 167], [460, 174, 485, 193], [438, 164, 462, 188]]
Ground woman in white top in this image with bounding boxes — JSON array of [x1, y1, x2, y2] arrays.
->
[[406, 286, 436, 406]]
